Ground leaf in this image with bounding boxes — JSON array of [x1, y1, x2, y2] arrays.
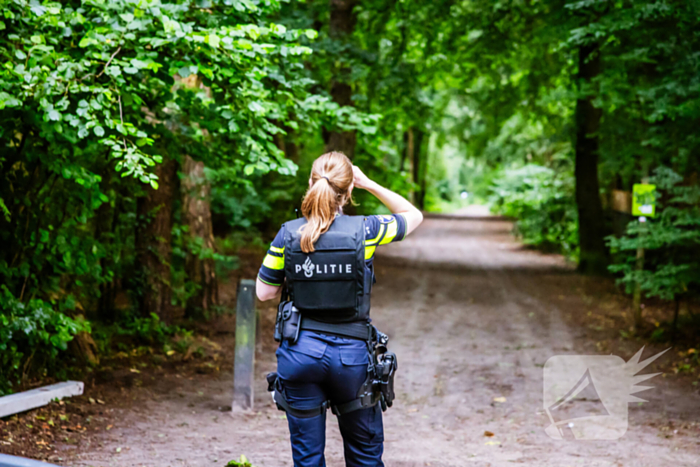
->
[[130, 59, 148, 69], [48, 110, 61, 121], [94, 126, 105, 137], [247, 101, 264, 113], [106, 65, 121, 77], [150, 180, 159, 190], [208, 34, 220, 49], [30, 4, 46, 16]]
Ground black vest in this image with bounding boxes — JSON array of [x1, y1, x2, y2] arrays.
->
[[283, 216, 371, 323]]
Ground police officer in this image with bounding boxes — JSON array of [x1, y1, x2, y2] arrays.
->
[[256, 151, 423, 467]]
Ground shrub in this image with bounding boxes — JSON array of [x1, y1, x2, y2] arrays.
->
[[607, 167, 700, 314], [0, 287, 90, 395], [490, 164, 578, 259]]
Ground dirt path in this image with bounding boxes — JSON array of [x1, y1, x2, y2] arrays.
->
[[64, 215, 700, 467]]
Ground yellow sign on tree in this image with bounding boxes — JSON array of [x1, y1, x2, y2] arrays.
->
[[632, 184, 656, 217]]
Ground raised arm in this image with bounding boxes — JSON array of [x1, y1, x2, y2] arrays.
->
[[352, 166, 424, 236]]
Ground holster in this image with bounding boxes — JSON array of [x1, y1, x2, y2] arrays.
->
[[267, 371, 328, 418], [375, 352, 398, 410], [274, 300, 302, 344]]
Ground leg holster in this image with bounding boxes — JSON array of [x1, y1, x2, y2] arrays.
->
[[266, 372, 328, 419], [331, 351, 397, 415], [331, 375, 380, 416]]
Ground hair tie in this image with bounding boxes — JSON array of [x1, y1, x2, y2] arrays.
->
[[321, 176, 331, 183]]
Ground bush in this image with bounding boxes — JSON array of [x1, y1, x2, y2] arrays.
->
[[0, 287, 90, 396], [91, 311, 180, 356], [490, 164, 578, 259], [607, 167, 700, 307]]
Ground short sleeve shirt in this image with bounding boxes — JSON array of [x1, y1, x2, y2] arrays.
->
[[258, 214, 407, 286]]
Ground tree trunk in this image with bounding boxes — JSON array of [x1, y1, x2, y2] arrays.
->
[[324, 0, 358, 158], [69, 327, 99, 366], [574, 43, 608, 275], [136, 157, 177, 324], [96, 184, 121, 323], [182, 155, 219, 319], [412, 129, 426, 210], [399, 130, 410, 172]]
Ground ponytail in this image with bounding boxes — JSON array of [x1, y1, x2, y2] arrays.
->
[[299, 152, 354, 253]]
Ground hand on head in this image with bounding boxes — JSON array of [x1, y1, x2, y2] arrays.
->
[[352, 165, 373, 190]]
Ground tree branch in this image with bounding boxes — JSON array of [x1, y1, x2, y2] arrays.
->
[[96, 46, 122, 79]]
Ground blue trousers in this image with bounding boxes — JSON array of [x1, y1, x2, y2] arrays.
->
[[276, 330, 385, 467]]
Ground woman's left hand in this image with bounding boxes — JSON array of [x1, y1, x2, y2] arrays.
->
[[352, 165, 375, 191]]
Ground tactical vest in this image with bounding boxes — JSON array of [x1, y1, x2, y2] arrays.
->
[[283, 215, 371, 323]]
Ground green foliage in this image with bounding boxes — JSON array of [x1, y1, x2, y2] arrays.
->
[[2, 0, 700, 392], [171, 222, 239, 310], [491, 164, 578, 259], [114, 312, 174, 346], [0, 0, 354, 392], [0, 286, 90, 395], [607, 167, 700, 302], [227, 455, 255, 467]]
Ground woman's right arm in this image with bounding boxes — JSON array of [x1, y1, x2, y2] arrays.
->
[[257, 226, 286, 301], [353, 166, 424, 236]]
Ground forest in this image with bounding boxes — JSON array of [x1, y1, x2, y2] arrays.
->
[[1, 0, 699, 397]]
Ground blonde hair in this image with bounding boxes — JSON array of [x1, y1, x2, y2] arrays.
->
[[299, 152, 354, 253]]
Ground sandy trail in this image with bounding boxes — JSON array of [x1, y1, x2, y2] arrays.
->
[[66, 215, 700, 467]]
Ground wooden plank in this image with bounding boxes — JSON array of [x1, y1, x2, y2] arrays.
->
[[233, 279, 256, 410], [0, 381, 84, 418], [0, 453, 61, 466]]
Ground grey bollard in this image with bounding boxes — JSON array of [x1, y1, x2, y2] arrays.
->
[[233, 279, 256, 410]]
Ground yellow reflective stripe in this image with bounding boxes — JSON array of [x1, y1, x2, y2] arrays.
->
[[270, 245, 284, 254], [379, 219, 398, 245], [263, 253, 284, 270], [365, 224, 385, 246], [258, 275, 281, 287], [364, 245, 376, 260]]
